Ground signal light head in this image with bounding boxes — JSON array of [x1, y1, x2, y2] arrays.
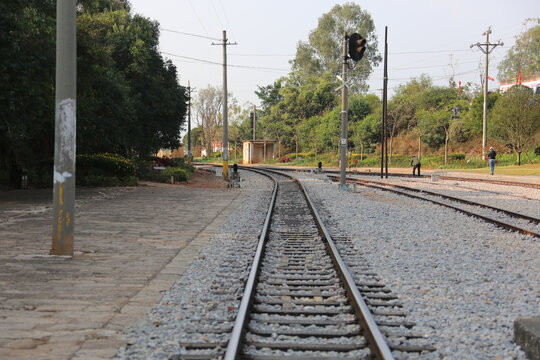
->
[[348, 33, 366, 62]]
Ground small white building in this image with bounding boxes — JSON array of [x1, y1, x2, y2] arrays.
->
[[242, 140, 277, 164]]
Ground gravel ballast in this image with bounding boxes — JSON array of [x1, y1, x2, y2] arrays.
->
[[117, 170, 538, 359], [297, 172, 538, 359]]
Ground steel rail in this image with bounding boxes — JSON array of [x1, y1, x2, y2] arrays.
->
[[257, 167, 395, 359], [328, 175, 540, 225], [256, 166, 540, 190], [331, 176, 540, 239], [293, 176, 395, 360], [224, 169, 278, 360]]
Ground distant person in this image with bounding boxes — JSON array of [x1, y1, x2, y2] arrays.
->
[[411, 156, 421, 176], [487, 147, 496, 175]]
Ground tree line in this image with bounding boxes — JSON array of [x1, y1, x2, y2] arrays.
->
[[1, 0, 187, 187], [189, 7, 539, 165]]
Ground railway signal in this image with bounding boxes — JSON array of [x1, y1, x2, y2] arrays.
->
[[348, 33, 366, 61]]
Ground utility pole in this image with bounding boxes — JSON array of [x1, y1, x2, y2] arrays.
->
[[250, 105, 256, 164], [213, 30, 236, 180], [339, 32, 349, 190], [52, 0, 76, 256], [187, 81, 196, 165], [252, 105, 256, 140], [381, 26, 388, 179], [471, 27, 503, 157]]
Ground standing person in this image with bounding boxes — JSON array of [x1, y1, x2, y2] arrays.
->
[[487, 147, 497, 175], [411, 156, 421, 176]]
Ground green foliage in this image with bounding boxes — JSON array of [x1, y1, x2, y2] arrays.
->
[[290, 2, 381, 93], [0, 0, 187, 187], [490, 85, 540, 164], [134, 155, 193, 183], [163, 167, 191, 182], [497, 19, 540, 80], [76, 153, 137, 186]]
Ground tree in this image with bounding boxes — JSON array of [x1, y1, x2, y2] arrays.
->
[[255, 78, 284, 115], [352, 113, 380, 158], [0, 1, 187, 187], [194, 86, 223, 156], [0, 0, 56, 187], [498, 18, 540, 81], [290, 2, 381, 93], [490, 85, 540, 165]]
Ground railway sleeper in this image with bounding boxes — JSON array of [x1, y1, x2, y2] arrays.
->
[[256, 299, 347, 306], [257, 284, 343, 292], [253, 305, 352, 315], [244, 339, 367, 352], [265, 280, 339, 286], [256, 290, 345, 297], [247, 324, 362, 337], [241, 354, 370, 360], [249, 316, 357, 326]]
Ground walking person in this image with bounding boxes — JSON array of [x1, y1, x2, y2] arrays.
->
[[411, 156, 421, 176], [487, 147, 497, 175]]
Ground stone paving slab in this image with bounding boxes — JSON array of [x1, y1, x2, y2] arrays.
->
[[0, 182, 245, 360]]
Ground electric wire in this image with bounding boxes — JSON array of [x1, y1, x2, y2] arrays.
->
[[161, 51, 290, 73], [160, 28, 221, 41], [186, 0, 210, 38]]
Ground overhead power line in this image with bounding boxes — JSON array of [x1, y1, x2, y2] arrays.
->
[[391, 48, 472, 55], [160, 28, 221, 41], [161, 51, 290, 73]]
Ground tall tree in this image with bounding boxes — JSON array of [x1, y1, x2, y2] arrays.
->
[[490, 85, 540, 165], [0, 0, 187, 187], [497, 18, 540, 81], [194, 86, 223, 156], [290, 2, 381, 93]]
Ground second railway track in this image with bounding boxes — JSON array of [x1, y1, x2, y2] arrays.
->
[[327, 175, 540, 239]]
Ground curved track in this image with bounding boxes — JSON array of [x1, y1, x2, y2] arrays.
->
[[221, 168, 437, 360], [327, 175, 540, 238]]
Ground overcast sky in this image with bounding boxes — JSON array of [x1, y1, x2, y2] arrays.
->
[[128, 0, 539, 107]]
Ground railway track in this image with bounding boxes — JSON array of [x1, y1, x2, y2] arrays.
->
[[261, 166, 540, 190], [222, 169, 433, 359], [327, 175, 540, 239], [173, 168, 435, 359]]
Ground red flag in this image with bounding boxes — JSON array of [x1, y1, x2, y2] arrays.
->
[[518, 71, 522, 84], [458, 81, 461, 94], [488, 76, 494, 81]]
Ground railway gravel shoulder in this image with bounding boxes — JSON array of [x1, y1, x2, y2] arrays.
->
[[296, 172, 538, 359]]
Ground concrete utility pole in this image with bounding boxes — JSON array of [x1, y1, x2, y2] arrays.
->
[[252, 105, 256, 140], [471, 27, 503, 157], [52, 0, 76, 256], [213, 30, 236, 180], [381, 26, 388, 179], [187, 81, 196, 166], [339, 32, 349, 190]]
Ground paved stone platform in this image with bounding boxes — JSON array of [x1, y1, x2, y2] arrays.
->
[[0, 181, 244, 359]]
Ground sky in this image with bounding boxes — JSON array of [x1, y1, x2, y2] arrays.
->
[[128, 0, 539, 108]]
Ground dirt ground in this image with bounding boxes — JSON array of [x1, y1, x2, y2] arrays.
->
[[173, 169, 228, 188]]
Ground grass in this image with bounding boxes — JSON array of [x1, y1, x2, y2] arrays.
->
[[454, 163, 540, 176], [194, 152, 540, 177]]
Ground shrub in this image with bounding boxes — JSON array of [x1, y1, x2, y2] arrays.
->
[[279, 156, 291, 163], [77, 153, 136, 178], [152, 156, 178, 167], [163, 167, 191, 182], [76, 153, 137, 186]]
